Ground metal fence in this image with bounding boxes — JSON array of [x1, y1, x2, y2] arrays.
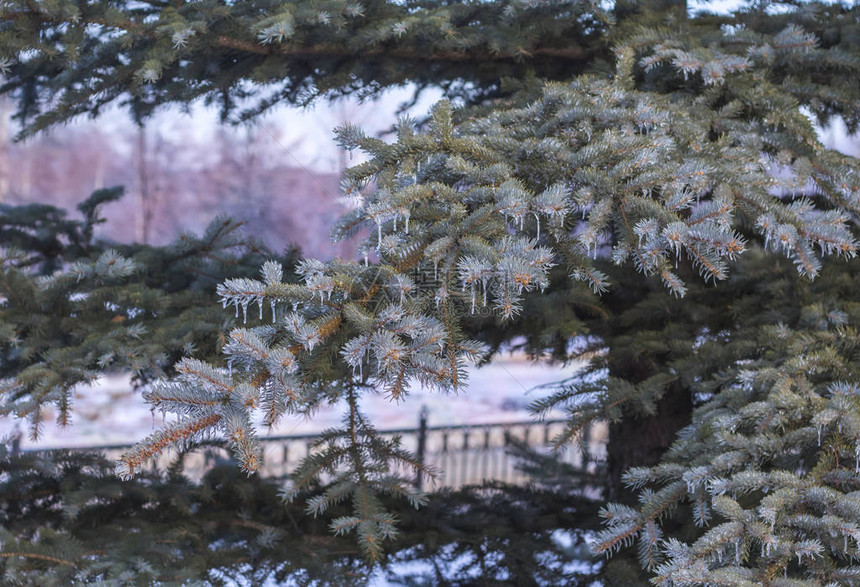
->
[[43, 411, 607, 490]]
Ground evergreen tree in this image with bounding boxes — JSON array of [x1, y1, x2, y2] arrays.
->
[[0, 188, 301, 435], [1, 0, 859, 582]]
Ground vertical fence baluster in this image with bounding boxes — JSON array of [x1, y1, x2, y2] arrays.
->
[[482, 428, 490, 482], [415, 406, 428, 489], [441, 430, 449, 487], [461, 430, 470, 487], [502, 428, 510, 482]]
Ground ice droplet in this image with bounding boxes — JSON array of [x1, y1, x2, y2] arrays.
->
[[855, 442, 859, 474]]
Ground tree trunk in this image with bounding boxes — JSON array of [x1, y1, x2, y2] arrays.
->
[[598, 274, 694, 501], [135, 125, 151, 244], [607, 378, 691, 501], [599, 0, 691, 504]]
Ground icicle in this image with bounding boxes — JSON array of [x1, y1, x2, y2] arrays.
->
[[228, 358, 233, 378], [234, 300, 239, 318], [222, 299, 228, 309], [405, 210, 410, 234], [735, 540, 740, 564], [241, 301, 249, 324], [377, 220, 383, 250], [535, 213, 540, 241], [818, 427, 822, 447], [151, 407, 156, 429], [519, 215, 524, 231], [271, 300, 276, 323], [292, 301, 298, 312], [434, 260, 438, 281], [471, 285, 476, 314], [364, 251, 369, 267], [258, 298, 264, 321], [482, 279, 488, 306]]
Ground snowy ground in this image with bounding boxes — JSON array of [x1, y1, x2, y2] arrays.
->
[[2, 353, 583, 450]]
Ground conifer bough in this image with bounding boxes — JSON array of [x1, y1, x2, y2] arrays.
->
[[2, 0, 860, 579]]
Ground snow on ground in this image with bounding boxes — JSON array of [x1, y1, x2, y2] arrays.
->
[[2, 353, 582, 450]]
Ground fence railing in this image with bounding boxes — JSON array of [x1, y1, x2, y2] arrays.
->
[[25, 410, 608, 490]]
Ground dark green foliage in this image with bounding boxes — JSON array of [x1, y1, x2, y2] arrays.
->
[[0, 440, 603, 584], [588, 254, 860, 584], [0, 0, 608, 135], [0, 441, 365, 584]]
